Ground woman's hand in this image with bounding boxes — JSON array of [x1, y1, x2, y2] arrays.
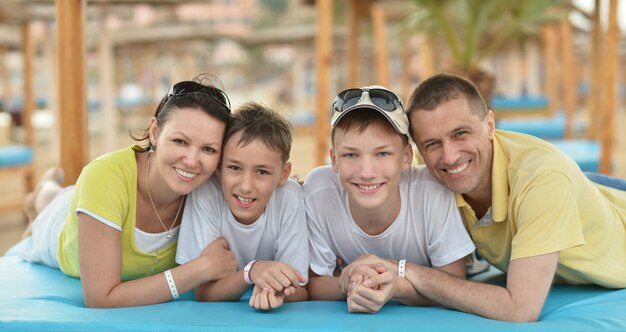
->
[[200, 237, 237, 282]]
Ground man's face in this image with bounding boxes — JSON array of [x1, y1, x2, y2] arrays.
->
[[330, 124, 412, 213], [409, 97, 495, 197]]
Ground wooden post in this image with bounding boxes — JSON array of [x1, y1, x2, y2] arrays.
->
[[147, 45, 158, 106], [56, 0, 87, 186], [588, 0, 602, 140], [132, 47, 142, 88], [400, 38, 411, 103], [559, 17, 575, 139], [421, 36, 436, 79], [99, 3, 117, 152], [184, 49, 195, 82], [41, 22, 60, 166], [22, 22, 34, 149], [22, 21, 35, 191], [347, 0, 360, 88], [0, 47, 10, 111], [315, 0, 332, 166], [541, 25, 558, 116], [371, 3, 389, 86], [600, 0, 619, 174]]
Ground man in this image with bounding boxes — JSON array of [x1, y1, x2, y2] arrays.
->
[[365, 73, 626, 321]]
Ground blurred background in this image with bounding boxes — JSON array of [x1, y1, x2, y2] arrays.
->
[[0, 0, 625, 253]]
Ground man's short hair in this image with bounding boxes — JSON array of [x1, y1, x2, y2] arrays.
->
[[406, 73, 488, 119], [331, 108, 409, 147], [226, 102, 293, 163]]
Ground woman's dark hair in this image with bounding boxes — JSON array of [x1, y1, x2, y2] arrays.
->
[[131, 73, 232, 152]]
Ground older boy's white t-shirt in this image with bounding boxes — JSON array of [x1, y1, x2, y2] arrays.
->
[[176, 175, 309, 278], [304, 165, 475, 276]]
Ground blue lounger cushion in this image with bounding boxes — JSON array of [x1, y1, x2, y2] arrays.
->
[[0, 145, 33, 167], [492, 96, 549, 110], [549, 139, 601, 172], [2, 238, 626, 331], [497, 112, 565, 139], [496, 112, 586, 140]]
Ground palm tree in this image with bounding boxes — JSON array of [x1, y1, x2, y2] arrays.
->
[[406, 0, 568, 103]]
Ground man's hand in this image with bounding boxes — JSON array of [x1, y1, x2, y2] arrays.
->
[[249, 260, 306, 294], [200, 237, 237, 282], [249, 285, 285, 311]]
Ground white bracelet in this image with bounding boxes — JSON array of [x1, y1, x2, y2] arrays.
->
[[398, 259, 407, 278], [243, 260, 258, 285], [164, 269, 179, 300]]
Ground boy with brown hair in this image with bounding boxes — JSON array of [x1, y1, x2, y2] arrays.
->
[[304, 86, 474, 313], [176, 102, 308, 310]]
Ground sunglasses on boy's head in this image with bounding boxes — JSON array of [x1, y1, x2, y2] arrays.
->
[[332, 87, 403, 114], [167, 80, 232, 112]]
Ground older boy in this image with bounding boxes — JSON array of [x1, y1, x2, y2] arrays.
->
[[176, 102, 308, 310], [304, 86, 475, 313]]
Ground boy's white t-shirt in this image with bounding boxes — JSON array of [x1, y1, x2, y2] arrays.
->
[[176, 175, 309, 278], [304, 165, 475, 276]]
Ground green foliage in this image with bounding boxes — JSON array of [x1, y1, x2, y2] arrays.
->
[[259, 0, 289, 15], [407, 0, 568, 71]]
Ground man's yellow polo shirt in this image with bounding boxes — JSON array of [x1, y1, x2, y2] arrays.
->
[[458, 130, 626, 288]]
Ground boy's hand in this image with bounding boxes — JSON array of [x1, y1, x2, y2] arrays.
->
[[338, 255, 393, 295], [200, 237, 237, 282], [347, 271, 398, 313], [249, 285, 285, 310], [249, 260, 306, 293]]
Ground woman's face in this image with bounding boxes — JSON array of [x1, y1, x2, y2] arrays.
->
[[149, 107, 226, 197]]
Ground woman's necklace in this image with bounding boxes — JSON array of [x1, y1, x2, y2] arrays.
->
[[145, 153, 184, 239]]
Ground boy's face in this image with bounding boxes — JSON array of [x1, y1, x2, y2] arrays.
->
[[330, 123, 412, 213], [220, 131, 291, 225]]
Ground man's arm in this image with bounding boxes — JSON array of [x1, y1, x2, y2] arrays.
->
[[392, 257, 466, 306], [402, 252, 559, 322], [347, 255, 467, 311]]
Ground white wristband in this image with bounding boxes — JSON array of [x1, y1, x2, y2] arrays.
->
[[243, 260, 258, 285], [398, 259, 407, 278], [164, 269, 179, 300]]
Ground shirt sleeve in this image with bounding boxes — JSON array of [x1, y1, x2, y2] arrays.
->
[[273, 181, 310, 280], [74, 156, 131, 228], [510, 171, 585, 260], [176, 179, 222, 264]]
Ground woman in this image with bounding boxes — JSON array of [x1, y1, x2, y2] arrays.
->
[[20, 75, 237, 308]]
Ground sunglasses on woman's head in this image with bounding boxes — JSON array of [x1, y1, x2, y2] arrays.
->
[[332, 88, 403, 114], [167, 81, 232, 113]]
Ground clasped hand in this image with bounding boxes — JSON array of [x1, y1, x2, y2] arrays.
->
[[339, 255, 399, 313], [247, 260, 306, 311]]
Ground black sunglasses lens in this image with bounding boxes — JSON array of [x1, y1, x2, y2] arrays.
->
[[171, 81, 202, 95], [171, 81, 231, 111], [368, 89, 399, 111], [336, 89, 364, 112]]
